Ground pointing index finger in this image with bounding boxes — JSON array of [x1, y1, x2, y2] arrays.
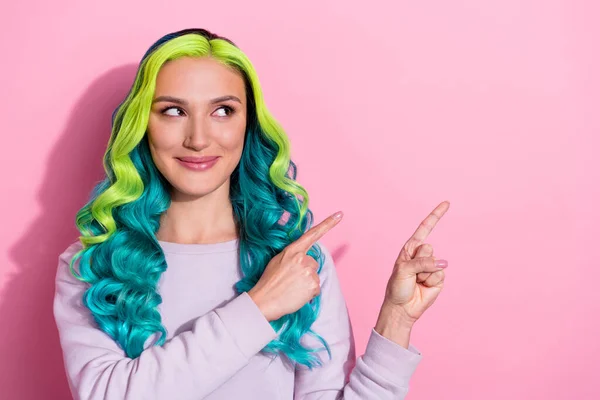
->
[[399, 201, 450, 260], [409, 201, 449, 243], [291, 211, 343, 254]]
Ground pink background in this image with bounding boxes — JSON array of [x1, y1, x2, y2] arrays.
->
[[1, 1, 598, 399]]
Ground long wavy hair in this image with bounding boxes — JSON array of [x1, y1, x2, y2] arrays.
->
[[69, 28, 331, 369]]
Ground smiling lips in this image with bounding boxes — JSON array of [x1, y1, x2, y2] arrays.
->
[[176, 156, 220, 171]]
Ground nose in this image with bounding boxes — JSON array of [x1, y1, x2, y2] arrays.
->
[[183, 114, 211, 150]]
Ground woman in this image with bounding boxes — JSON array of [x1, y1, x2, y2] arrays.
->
[[53, 28, 450, 399]]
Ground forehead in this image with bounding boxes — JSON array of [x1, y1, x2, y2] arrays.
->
[[154, 56, 246, 102]]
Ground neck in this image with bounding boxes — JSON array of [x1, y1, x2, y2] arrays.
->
[[156, 181, 238, 244]]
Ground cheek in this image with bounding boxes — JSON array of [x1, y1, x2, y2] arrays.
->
[[217, 123, 246, 153], [147, 113, 181, 149], [148, 129, 178, 152], [147, 128, 183, 170], [147, 133, 178, 177]]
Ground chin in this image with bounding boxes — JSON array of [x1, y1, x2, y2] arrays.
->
[[170, 183, 216, 198], [169, 175, 230, 198]]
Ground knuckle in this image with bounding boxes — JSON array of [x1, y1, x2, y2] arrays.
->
[[405, 238, 418, 249], [421, 243, 433, 253], [312, 280, 321, 296], [281, 247, 293, 259], [293, 253, 305, 265], [428, 270, 445, 285], [402, 239, 420, 258], [417, 257, 434, 269], [306, 230, 318, 244], [311, 272, 320, 284]]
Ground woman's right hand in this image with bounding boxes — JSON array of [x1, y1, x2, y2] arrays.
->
[[247, 211, 344, 322]]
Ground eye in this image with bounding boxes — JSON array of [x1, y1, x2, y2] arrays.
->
[[160, 106, 184, 117], [213, 105, 234, 118]]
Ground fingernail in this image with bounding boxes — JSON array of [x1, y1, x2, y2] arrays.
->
[[435, 259, 448, 269], [333, 211, 343, 220]]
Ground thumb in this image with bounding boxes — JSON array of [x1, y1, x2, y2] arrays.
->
[[400, 256, 448, 275]]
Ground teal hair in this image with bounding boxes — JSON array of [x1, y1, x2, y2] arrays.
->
[[70, 29, 331, 369]]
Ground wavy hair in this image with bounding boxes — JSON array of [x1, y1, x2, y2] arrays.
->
[[69, 28, 331, 369]]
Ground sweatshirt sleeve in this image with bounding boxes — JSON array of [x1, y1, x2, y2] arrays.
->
[[53, 241, 278, 400], [293, 243, 423, 400]]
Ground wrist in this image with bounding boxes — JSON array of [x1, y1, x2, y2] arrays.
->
[[374, 303, 415, 349], [247, 289, 271, 322], [380, 299, 417, 327]]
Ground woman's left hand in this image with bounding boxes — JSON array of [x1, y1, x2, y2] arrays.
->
[[382, 201, 450, 326]]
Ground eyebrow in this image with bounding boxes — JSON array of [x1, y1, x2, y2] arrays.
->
[[151, 95, 242, 106]]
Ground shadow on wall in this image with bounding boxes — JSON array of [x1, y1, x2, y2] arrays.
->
[[1, 64, 138, 400]]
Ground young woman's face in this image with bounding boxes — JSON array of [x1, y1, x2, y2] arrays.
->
[[147, 56, 247, 199]]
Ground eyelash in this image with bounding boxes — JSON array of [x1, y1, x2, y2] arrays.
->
[[159, 105, 235, 118]]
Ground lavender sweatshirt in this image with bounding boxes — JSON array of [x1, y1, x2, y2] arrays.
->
[[53, 239, 422, 399]]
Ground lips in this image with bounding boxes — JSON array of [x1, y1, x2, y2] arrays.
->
[[176, 156, 221, 172], [177, 156, 220, 163]]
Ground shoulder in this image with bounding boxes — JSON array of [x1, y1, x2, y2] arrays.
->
[[59, 240, 84, 262], [315, 241, 333, 267], [53, 240, 98, 338], [55, 240, 85, 284], [314, 241, 340, 286]]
